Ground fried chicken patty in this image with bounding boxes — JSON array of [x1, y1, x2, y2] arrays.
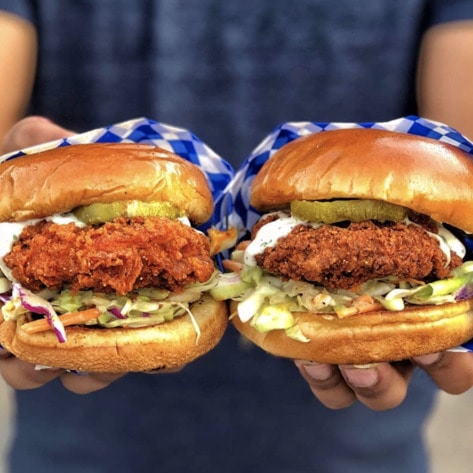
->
[[253, 219, 462, 290], [4, 216, 215, 294]]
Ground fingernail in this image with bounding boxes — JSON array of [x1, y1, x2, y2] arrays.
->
[[343, 365, 380, 388], [296, 361, 333, 381], [0, 346, 12, 360], [67, 370, 90, 376], [413, 352, 442, 366]]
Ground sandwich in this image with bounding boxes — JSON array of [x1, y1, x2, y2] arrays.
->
[[0, 143, 228, 372], [217, 128, 473, 364]]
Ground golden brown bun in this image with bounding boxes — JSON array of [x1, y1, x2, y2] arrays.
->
[[230, 299, 473, 364], [0, 143, 213, 225], [251, 129, 473, 233], [0, 295, 228, 373]]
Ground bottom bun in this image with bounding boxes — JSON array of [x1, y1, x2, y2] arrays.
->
[[0, 294, 228, 373], [230, 299, 473, 364]]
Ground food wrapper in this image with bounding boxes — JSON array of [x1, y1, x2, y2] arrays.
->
[[211, 115, 473, 352]]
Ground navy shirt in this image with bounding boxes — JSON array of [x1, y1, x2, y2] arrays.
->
[[1, 1, 473, 472], [2, 0, 472, 166]]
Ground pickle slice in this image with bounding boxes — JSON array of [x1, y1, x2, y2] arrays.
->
[[290, 199, 408, 224], [73, 200, 184, 224]]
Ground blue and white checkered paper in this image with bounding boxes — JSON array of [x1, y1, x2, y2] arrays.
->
[[212, 115, 473, 352], [0, 117, 235, 231], [213, 115, 473, 237]]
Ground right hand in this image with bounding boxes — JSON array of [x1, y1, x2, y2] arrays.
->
[[1, 115, 74, 154], [0, 116, 182, 394]]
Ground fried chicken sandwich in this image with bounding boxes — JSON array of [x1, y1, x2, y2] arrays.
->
[[0, 143, 227, 372], [221, 128, 473, 364]]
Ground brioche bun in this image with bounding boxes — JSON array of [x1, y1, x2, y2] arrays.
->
[[0, 295, 227, 373], [232, 129, 473, 364], [251, 128, 473, 233], [231, 299, 473, 364], [0, 143, 213, 225]]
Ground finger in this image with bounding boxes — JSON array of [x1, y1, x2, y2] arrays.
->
[[413, 351, 473, 394], [0, 357, 63, 390], [339, 361, 415, 411], [60, 371, 126, 394], [144, 366, 186, 374], [294, 360, 356, 409], [0, 346, 13, 360], [1, 115, 74, 153]]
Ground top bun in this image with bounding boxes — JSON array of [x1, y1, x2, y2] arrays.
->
[[0, 143, 213, 225], [250, 129, 473, 233]]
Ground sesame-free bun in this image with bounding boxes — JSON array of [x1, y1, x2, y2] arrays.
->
[[250, 129, 473, 233], [231, 299, 473, 364], [0, 295, 228, 373], [0, 143, 213, 225]]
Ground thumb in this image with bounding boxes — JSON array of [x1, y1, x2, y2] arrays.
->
[[2, 116, 75, 154]]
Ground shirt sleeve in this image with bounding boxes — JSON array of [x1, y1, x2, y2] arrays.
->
[[428, 0, 473, 27], [0, 0, 35, 23]]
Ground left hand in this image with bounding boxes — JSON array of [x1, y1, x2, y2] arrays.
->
[[295, 351, 473, 410], [0, 346, 125, 394]]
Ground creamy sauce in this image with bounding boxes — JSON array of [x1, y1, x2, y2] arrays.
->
[[244, 213, 465, 268], [437, 224, 466, 259], [244, 212, 321, 266]]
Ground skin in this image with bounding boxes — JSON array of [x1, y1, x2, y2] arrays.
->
[[0, 12, 36, 145], [416, 20, 473, 141], [1, 17, 473, 406]]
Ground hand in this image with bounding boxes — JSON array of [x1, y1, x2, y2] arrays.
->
[[0, 346, 125, 393], [295, 351, 473, 411], [0, 116, 123, 394], [0, 116, 186, 393], [1, 115, 75, 154], [0, 116, 185, 394]]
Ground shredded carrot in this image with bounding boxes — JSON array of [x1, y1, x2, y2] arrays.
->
[[21, 308, 101, 335], [222, 259, 244, 273], [235, 240, 250, 251], [336, 295, 384, 318]]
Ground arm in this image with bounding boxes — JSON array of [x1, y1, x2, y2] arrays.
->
[[417, 20, 473, 139], [0, 10, 37, 145]]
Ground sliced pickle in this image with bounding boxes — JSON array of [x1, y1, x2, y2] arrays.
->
[[290, 199, 408, 224], [73, 200, 184, 224]]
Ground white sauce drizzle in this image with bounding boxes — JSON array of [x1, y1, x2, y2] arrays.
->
[[244, 212, 321, 266], [244, 212, 466, 268]]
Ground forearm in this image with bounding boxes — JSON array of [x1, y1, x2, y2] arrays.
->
[[0, 10, 37, 144], [417, 20, 473, 140]]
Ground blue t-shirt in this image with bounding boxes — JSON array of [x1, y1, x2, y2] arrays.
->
[[1, 1, 473, 473], [2, 0, 472, 167]]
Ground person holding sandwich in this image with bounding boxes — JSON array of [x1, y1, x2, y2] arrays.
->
[[0, 2, 473, 473]]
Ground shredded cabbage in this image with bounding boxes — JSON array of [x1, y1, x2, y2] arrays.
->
[[3, 284, 67, 343], [1, 273, 219, 343], [215, 260, 473, 343], [214, 214, 473, 343]]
